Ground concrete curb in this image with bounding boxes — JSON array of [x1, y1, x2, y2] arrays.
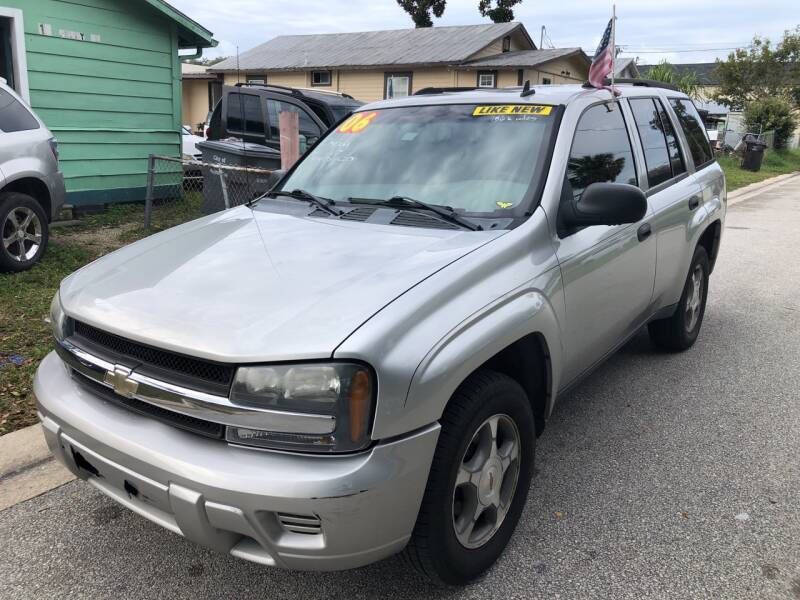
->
[[0, 423, 75, 511], [727, 172, 800, 207]]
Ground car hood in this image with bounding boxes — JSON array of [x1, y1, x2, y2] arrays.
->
[[60, 206, 504, 363]]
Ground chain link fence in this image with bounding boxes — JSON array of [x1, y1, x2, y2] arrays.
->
[[143, 155, 279, 230]]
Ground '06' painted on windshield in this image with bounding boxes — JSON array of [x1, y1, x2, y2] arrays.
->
[[338, 111, 379, 133]]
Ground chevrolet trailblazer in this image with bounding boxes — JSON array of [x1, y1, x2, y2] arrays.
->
[[35, 82, 725, 585]]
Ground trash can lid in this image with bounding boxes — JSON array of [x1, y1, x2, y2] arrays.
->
[[197, 139, 281, 157]]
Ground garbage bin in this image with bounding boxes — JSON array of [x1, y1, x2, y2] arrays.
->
[[196, 140, 282, 213], [741, 135, 767, 172]]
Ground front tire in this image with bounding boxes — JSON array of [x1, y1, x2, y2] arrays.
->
[[403, 370, 535, 585], [648, 245, 710, 351], [0, 192, 49, 273]]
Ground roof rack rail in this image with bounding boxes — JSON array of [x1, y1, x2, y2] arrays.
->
[[234, 82, 304, 96], [291, 87, 355, 100], [414, 87, 478, 95], [232, 82, 356, 101], [581, 78, 681, 92]]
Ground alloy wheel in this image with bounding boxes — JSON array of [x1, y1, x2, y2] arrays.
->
[[452, 414, 521, 549], [2, 206, 42, 262], [685, 264, 704, 332]]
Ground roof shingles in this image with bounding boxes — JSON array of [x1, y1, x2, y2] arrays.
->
[[461, 48, 588, 69], [211, 22, 525, 72]]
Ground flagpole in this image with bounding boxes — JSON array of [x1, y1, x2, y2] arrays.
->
[[611, 3, 617, 96]]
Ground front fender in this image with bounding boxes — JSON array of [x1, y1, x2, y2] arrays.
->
[[404, 278, 563, 437]]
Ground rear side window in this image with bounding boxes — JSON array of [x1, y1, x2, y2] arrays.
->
[[669, 99, 713, 168], [226, 93, 263, 135], [656, 100, 686, 178], [629, 98, 672, 187], [566, 101, 637, 201], [0, 89, 39, 132]]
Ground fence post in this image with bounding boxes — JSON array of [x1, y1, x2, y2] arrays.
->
[[218, 169, 231, 209], [144, 154, 155, 231]]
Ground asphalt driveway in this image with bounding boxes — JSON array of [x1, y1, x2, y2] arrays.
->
[[2, 177, 799, 599]]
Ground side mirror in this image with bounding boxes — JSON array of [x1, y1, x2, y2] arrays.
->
[[560, 182, 647, 229]]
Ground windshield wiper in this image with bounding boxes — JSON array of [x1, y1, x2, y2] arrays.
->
[[268, 189, 342, 216], [348, 196, 480, 231]]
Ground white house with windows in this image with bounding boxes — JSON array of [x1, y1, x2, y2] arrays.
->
[[208, 23, 590, 103]]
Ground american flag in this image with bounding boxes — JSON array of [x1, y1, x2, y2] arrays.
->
[[588, 18, 614, 89]]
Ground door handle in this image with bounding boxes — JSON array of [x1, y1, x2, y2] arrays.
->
[[688, 196, 701, 210], [637, 223, 652, 242]]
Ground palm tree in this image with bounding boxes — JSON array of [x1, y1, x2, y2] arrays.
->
[[646, 61, 700, 99]]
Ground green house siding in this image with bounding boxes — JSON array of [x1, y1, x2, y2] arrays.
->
[[3, 0, 212, 206]]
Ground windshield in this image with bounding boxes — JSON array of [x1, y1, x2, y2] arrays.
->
[[280, 103, 557, 215]]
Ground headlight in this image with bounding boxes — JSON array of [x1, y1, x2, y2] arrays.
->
[[227, 363, 375, 453], [49, 292, 68, 343]]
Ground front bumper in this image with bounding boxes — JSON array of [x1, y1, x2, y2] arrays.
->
[[34, 351, 439, 570]]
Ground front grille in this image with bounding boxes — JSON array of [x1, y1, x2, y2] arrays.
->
[[72, 371, 225, 440], [276, 513, 322, 535], [71, 321, 234, 394]]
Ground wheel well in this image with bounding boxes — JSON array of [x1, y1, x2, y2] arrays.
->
[[1, 178, 52, 222], [698, 220, 722, 273], [479, 333, 551, 436]]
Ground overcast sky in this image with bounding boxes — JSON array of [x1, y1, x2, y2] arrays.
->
[[170, 0, 798, 66]]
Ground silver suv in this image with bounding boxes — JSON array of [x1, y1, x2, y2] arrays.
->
[[0, 82, 65, 271], [35, 83, 725, 585]]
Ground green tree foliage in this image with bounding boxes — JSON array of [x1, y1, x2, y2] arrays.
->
[[396, 0, 446, 27], [478, 0, 522, 23], [714, 26, 800, 110], [744, 97, 798, 149], [646, 61, 700, 99]]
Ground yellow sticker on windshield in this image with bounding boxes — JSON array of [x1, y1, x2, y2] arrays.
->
[[472, 105, 552, 117], [338, 111, 379, 133], [497, 201, 514, 209]]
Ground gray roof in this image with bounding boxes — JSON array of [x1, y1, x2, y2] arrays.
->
[[613, 57, 640, 78], [210, 22, 529, 72], [639, 62, 720, 85], [460, 47, 588, 69]]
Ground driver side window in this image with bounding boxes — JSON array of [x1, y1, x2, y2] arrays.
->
[[266, 100, 322, 146], [565, 102, 637, 202]]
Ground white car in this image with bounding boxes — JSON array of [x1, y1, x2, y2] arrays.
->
[[181, 125, 203, 159]]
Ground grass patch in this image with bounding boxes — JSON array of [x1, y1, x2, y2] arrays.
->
[[0, 194, 203, 435], [718, 148, 800, 191]]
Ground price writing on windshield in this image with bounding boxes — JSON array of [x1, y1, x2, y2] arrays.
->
[[338, 111, 379, 133]]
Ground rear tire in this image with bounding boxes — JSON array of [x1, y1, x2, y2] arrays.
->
[[0, 192, 49, 273], [648, 245, 709, 351], [402, 370, 535, 585]]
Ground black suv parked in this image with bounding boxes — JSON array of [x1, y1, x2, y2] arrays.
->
[[206, 84, 363, 150]]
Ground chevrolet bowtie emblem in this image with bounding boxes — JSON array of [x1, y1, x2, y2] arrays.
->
[[104, 365, 138, 398]]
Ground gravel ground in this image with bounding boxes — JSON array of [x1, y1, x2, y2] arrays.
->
[[2, 179, 799, 599]]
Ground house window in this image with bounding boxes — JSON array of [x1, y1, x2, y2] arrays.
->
[[517, 69, 524, 86], [477, 71, 497, 88], [311, 70, 331, 86], [385, 72, 412, 99], [502, 35, 511, 53], [0, 8, 29, 103], [246, 75, 265, 84], [541, 77, 552, 85]]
